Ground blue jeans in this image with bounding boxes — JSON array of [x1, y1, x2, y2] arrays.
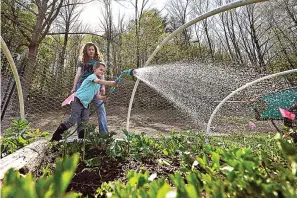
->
[[76, 83, 109, 134]]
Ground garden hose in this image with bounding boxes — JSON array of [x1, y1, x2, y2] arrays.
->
[[97, 69, 136, 108]]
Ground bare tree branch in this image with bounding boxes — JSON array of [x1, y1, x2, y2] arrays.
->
[[47, 32, 105, 38]]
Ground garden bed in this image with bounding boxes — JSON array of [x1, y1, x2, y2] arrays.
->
[[2, 126, 297, 197], [67, 151, 179, 195], [36, 132, 182, 197]]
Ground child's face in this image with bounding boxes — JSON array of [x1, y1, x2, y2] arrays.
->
[[87, 46, 95, 58], [94, 65, 106, 78]]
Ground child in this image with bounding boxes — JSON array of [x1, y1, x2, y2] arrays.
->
[[50, 61, 117, 141], [71, 42, 109, 135]]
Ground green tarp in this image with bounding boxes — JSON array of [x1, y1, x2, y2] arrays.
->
[[257, 87, 297, 119]]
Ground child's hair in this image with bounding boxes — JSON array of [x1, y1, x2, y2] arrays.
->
[[93, 61, 106, 70], [82, 42, 103, 64]]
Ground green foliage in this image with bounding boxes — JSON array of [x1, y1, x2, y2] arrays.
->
[[1, 0, 36, 52], [107, 139, 126, 159], [99, 170, 172, 198], [1, 153, 81, 198], [119, 9, 167, 67], [106, 130, 161, 161], [95, 182, 114, 197], [52, 123, 116, 167], [95, 170, 200, 198], [118, 8, 231, 66], [95, 132, 297, 197], [32, 127, 297, 197], [88, 131, 115, 150], [0, 119, 49, 157]]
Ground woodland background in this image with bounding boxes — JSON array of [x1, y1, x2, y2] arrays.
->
[[1, 0, 297, 116]]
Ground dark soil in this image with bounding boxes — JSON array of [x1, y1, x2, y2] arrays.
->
[[36, 144, 180, 197]]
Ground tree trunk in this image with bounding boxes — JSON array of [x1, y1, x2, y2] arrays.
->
[[220, 12, 234, 62], [203, 19, 214, 62], [0, 139, 48, 181], [227, 11, 244, 64]]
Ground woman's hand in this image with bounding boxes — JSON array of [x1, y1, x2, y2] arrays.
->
[[98, 95, 108, 103], [100, 86, 106, 95], [102, 96, 108, 102], [71, 87, 76, 94]]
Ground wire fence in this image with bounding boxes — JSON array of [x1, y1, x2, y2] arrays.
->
[[1, 52, 196, 135], [1, 51, 295, 136]]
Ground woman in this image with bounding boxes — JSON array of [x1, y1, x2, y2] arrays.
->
[[71, 42, 109, 135]]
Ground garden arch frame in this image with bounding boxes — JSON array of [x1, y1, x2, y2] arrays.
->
[[1, 36, 25, 120]]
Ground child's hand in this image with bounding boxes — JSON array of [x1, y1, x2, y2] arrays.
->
[[111, 81, 119, 87]]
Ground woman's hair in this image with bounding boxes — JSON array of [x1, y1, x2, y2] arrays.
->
[[82, 42, 103, 64]]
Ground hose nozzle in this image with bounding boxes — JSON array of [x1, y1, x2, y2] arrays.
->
[[115, 69, 136, 83], [122, 69, 136, 76], [129, 69, 136, 77]]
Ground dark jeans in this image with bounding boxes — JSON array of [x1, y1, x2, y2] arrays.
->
[[63, 97, 89, 129]]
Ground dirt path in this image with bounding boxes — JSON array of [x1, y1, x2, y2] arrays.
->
[[25, 107, 281, 141], [27, 110, 189, 140]]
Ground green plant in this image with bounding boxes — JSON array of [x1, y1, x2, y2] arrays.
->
[[282, 126, 297, 143], [84, 156, 101, 167], [107, 139, 126, 159], [56, 123, 100, 159], [0, 119, 49, 157], [105, 170, 172, 198], [97, 133, 297, 198], [124, 130, 164, 161], [95, 182, 114, 197], [1, 153, 81, 198], [88, 131, 115, 150]]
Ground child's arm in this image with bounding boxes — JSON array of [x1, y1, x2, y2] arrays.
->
[[93, 78, 118, 87]]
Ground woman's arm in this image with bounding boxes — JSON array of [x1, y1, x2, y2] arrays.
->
[[71, 67, 82, 93], [100, 85, 106, 95], [100, 75, 106, 95]]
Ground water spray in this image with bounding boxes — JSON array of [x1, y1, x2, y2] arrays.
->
[[206, 69, 297, 135], [126, 0, 268, 132]]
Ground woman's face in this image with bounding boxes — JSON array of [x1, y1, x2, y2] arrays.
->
[[87, 46, 95, 58]]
